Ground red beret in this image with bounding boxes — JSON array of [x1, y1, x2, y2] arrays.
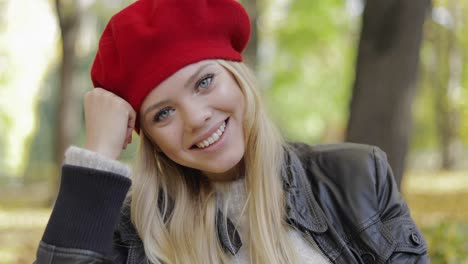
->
[[90, 0, 251, 131]]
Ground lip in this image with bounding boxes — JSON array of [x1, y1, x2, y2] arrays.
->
[[190, 118, 229, 149]]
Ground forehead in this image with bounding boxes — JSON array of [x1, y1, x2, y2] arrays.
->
[[140, 60, 220, 110], [168, 60, 218, 80]]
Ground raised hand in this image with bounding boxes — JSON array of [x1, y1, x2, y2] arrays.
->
[[83, 88, 136, 159]]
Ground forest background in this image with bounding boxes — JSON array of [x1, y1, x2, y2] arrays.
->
[[0, 0, 467, 263]]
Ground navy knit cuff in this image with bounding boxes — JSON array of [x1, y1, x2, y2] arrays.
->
[[42, 165, 132, 255]]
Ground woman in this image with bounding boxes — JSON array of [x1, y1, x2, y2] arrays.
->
[[36, 0, 429, 263]]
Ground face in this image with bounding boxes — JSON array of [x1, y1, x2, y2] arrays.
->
[[140, 60, 246, 181]]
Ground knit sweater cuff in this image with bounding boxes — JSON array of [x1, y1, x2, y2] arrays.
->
[[64, 146, 131, 178], [41, 165, 132, 255]]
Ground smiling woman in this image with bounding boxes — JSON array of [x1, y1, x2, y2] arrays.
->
[[34, 0, 430, 263], [140, 61, 247, 180]]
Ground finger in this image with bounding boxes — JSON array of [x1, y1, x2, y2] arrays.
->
[[127, 108, 137, 129], [125, 127, 133, 142]]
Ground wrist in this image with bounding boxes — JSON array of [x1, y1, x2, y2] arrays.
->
[[64, 146, 131, 178], [84, 143, 119, 160]]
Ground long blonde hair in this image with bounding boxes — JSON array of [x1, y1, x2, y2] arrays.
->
[[130, 60, 298, 263]]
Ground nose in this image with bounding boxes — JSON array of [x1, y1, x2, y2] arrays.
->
[[181, 100, 212, 132]]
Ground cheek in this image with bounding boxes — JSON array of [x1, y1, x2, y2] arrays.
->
[[217, 83, 245, 112], [232, 88, 246, 117], [148, 127, 181, 154], [238, 92, 246, 115]]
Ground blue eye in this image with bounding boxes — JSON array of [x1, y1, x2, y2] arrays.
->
[[153, 107, 174, 123], [197, 74, 214, 90]]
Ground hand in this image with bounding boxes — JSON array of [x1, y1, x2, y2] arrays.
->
[[83, 88, 136, 159]]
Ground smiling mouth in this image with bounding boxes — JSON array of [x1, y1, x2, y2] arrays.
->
[[191, 118, 229, 149]]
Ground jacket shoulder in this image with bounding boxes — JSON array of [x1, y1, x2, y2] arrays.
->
[[288, 142, 391, 217], [288, 143, 430, 262], [290, 142, 384, 160], [289, 142, 388, 184]]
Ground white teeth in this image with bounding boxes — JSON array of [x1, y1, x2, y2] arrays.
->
[[195, 121, 227, 149]]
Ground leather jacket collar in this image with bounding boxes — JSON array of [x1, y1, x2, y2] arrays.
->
[[217, 147, 328, 255]]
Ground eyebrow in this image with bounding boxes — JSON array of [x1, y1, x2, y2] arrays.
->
[[143, 63, 216, 118], [184, 62, 215, 88], [143, 99, 170, 119]]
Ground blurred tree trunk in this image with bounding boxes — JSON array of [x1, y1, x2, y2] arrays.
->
[[431, 0, 463, 170], [242, 0, 258, 71], [51, 0, 82, 204], [346, 0, 430, 188]]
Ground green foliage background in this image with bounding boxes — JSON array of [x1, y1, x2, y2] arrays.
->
[[264, 0, 356, 143]]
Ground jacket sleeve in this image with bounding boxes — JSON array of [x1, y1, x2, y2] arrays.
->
[[372, 147, 430, 263], [34, 165, 132, 263]]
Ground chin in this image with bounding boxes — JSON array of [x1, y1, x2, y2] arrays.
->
[[206, 167, 231, 174], [201, 155, 244, 180], [205, 161, 238, 174]]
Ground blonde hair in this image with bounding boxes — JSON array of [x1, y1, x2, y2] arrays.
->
[[130, 60, 298, 263]]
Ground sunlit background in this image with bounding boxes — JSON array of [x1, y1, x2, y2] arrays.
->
[[0, 0, 467, 263]]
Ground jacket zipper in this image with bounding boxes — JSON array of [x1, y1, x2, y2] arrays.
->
[[303, 230, 333, 263]]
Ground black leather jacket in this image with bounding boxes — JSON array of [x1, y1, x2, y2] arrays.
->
[[35, 143, 429, 263]]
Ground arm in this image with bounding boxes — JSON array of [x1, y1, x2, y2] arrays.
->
[[35, 147, 132, 263], [36, 88, 137, 263], [373, 147, 430, 263]]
